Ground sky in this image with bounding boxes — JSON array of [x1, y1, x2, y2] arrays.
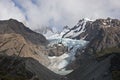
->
[[0, 0, 120, 31]]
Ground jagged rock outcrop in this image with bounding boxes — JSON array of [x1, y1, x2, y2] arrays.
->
[[0, 55, 60, 80], [46, 43, 68, 56]]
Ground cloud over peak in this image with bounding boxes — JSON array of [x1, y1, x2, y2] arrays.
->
[[0, 0, 120, 30]]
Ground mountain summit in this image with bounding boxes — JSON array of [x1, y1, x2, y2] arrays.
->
[[65, 18, 120, 80], [0, 19, 48, 45], [0, 19, 50, 66]]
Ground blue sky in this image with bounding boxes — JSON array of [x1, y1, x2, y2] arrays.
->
[[0, 0, 120, 30]]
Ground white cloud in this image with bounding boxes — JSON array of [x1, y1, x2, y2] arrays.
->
[[0, 0, 25, 22], [0, 0, 120, 30]]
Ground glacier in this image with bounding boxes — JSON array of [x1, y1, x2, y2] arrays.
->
[[42, 18, 92, 75], [47, 38, 89, 72]]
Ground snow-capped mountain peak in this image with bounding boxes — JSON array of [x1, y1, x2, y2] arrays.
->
[[34, 18, 92, 39], [62, 18, 91, 39]]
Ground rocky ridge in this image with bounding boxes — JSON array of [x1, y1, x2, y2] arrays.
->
[[0, 19, 48, 45], [64, 18, 120, 80]]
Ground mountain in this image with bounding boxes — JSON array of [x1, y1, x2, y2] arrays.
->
[[61, 18, 120, 56], [0, 19, 48, 45], [62, 18, 91, 39], [65, 18, 120, 80], [0, 19, 61, 80], [0, 19, 50, 66], [0, 18, 120, 80], [82, 18, 120, 57], [0, 55, 60, 80], [39, 18, 91, 39], [0, 33, 49, 66], [38, 18, 120, 72]]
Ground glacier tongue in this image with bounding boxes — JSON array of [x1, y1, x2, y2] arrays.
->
[[47, 38, 89, 72]]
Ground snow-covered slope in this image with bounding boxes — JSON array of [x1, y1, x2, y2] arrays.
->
[[62, 18, 91, 39]]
